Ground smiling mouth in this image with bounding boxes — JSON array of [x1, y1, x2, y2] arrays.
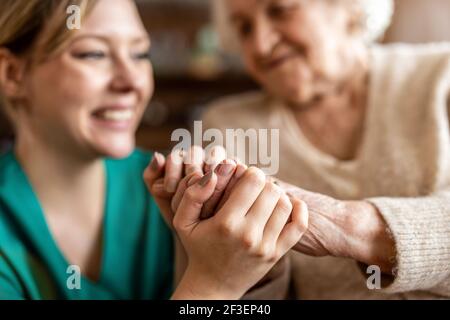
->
[[264, 53, 297, 70], [92, 108, 134, 121], [90, 107, 136, 131]]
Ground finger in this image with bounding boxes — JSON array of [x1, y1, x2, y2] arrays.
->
[[164, 149, 184, 193], [143, 152, 166, 190], [216, 167, 266, 221], [200, 159, 237, 219], [151, 178, 175, 226], [184, 145, 205, 176], [204, 145, 227, 173], [276, 199, 309, 256], [245, 181, 283, 234], [171, 172, 203, 213], [216, 163, 248, 211], [261, 193, 293, 249], [173, 172, 218, 233]]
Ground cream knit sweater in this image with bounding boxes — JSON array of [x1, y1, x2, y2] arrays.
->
[[202, 44, 450, 299]]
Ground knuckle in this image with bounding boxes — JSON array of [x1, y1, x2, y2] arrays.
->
[[278, 196, 293, 214], [294, 218, 308, 236], [185, 171, 200, 182], [266, 181, 283, 198], [244, 167, 266, 188], [256, 244, 276, 261], [172, 217, 183, 232], [295, 200, 309, 231], [266, 252, 279, 264], [236, 163, 248, 172], [240, 232, 258, 250], [184, 188, 198, 202], [169, 149, 183, 164], [143, 168, 152, 181], [217, 218, 237, 236], [183, 188, 204, 209]]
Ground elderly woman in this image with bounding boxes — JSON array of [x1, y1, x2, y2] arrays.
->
[[203, 0, 450, 299]]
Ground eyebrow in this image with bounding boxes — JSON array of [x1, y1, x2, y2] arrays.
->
[[229, 0, 273, 23], [229, 13, 247, 25], [69, 33, 151, 45]]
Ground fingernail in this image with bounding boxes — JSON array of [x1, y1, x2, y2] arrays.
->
[[214, 163, 234, 176], [198, 171, 213, 187], [165, 178, 177, 193], [150, 152, 162, 171], [188, 175, 200, 187]]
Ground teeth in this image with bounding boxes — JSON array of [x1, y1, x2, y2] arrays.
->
[[97, 110, 133, 121]]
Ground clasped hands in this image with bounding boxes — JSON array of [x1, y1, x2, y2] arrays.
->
[[143, 147, 396, 299]]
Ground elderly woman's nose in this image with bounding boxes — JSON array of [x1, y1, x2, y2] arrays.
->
[[251, 18, 280, 57]]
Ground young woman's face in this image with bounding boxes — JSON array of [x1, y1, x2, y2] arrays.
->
[[227, 0, 365, 106], [22, 0, 153, 159]]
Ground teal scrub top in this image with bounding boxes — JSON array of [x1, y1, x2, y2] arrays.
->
[[0, 149, 174, 300]]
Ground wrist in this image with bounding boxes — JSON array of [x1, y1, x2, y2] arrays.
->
[[342, 201, 396, 274], [172, 266, 243, 300]]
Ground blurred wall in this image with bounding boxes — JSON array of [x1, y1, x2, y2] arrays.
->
[[384, 0, 450, 43]]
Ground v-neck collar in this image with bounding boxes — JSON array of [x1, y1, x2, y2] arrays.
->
[[0, 150, 115, 299]]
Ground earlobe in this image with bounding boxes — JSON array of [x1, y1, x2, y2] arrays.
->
[[0, 48, 26, 99]]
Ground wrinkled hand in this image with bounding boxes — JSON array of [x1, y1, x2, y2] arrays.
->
[[273, 178, 396, 273], [271, 178, 354, 257]]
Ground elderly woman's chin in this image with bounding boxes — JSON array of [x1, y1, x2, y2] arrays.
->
[[261, 69, 318, 107], [268, 82, 316, 108]]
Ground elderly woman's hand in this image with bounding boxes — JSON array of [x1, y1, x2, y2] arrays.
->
[[273, 179, 396, 274]]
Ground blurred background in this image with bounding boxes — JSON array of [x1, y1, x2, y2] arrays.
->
[[1, 0, 450, 155]]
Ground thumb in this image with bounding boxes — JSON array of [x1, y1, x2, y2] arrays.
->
[[174, 171, 217, 233], [151, 178, 174, 227], [143, 152, 165, 191]]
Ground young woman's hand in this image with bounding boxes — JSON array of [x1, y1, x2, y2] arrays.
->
[[171, 167, 309, 300], [170, 159, 244, 220], [143, 146, 206, 228]]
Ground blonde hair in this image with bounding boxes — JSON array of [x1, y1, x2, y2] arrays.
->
[[212, 0, 394, 53], [0, 0, 96, 59], [0, 0, 97, 126]]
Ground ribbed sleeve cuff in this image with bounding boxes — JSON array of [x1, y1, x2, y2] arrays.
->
[[367, 195, 450, 294]]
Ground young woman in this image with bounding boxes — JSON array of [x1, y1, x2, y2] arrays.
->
[[0, 0, 308, 299]]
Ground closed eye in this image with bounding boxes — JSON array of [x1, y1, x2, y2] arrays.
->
[[72, 51, 106, 60], [132, 51, 151, 61]]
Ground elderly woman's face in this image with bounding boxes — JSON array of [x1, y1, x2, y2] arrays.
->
[[22, 0, 152, 159], [228, 0, 365, 106]]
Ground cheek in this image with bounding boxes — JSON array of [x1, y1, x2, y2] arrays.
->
[[319, 39, 353, 81], [28, 62, 109, 120], [241, 47, 259, 78], [141, 64, 154, 103]]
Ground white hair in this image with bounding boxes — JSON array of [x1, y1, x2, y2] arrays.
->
[[212, 0, 394, 53]]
